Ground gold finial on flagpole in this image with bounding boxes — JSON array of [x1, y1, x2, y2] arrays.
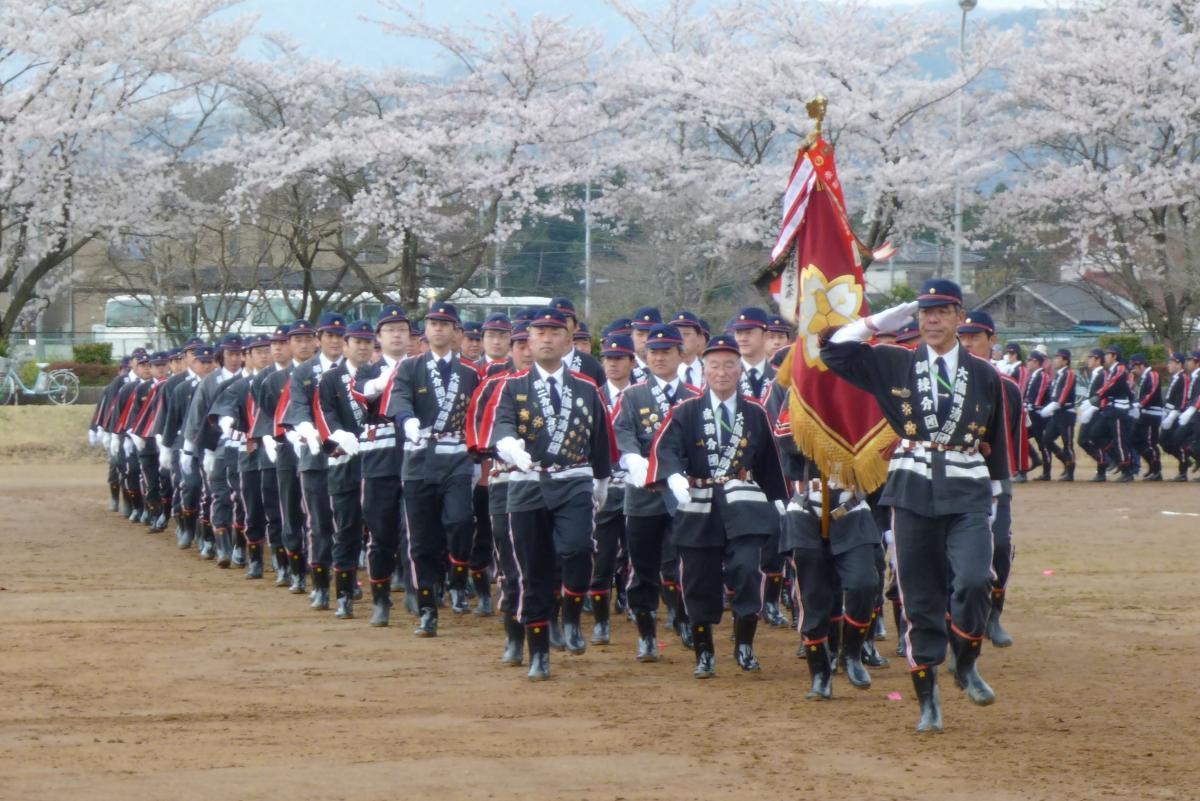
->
[[801, 95, 827, 153]]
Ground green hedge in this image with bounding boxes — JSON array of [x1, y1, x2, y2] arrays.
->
[[72, 342, 113, 364], [47, 361, 119, 386]]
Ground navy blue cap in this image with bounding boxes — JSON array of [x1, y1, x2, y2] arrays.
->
[[1004, 342, 1023, 357], [512, 307, 537, 323], [550, 297, 577, 319], [482, 313, 512, 332], [245, 334, 271, 350], [957, 310, 995, 336], [573, 321, 591, 341], [529, 307, 568, 329], [217, 334, 244, 352], [767, 315, 791, 334], [731, 307, 770, 331], [702, 334, 740, 356], [132, 351, 151, 364], [317, 311, 348, 333], [1089, 348, 1105, 359], [120, 356, 131, 367], [510, 321, 530, 342], [463, 321, 483, 340], [182, 337, 205, 352], [601, 334, 635, 358], [1028, 351, 1046, 364], [646, 323, 683, 349], [918, 278, 963, 309], [631, 307, 662, 331], [1129, 353, 1147, 365], [270, 323, 290, 342], [376, 305, 409, 331], [287, 320, 315, 338], [698, 318, 713, 337], [425, 302, 459, 324], [1056, 348, 1072, 361], [1104, 344, 1122, 357], [1190, 350, 1200, 361], [896, 321, 921, 343], [167, 348, 183, 360], [671, 311, 703, 332], [343, 320, 375, 340], [194, 345, 216, 362], [602, 318, 632, 336]]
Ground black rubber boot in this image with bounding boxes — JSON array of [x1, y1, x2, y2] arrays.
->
[[199, 523, 216, 560], [635, 610, 658, 662], [472, 571, 494, 617], [986, 591, 1013, 648], [1089, 464, 1106, 482], [500, 612, 525, 666], [231, 531, 246, 567], [560, 593, 587, 654], [273, 547, 290, 587], [590, 590, 611, 645], [369, 582, 391, 627], [178, 513, 196, 550], [840, 617, 872, 688], [244, 542, 264, 579], [733, 615, 762, 672], [912, 666, 944, 733], [950, 630, 995, 706], [390, 567, 404, 592], [109, 483, 121, 512], [692, 622, 716, 679], [287, 552, 308, 594], [448, 564, 470, 614], [527, 622, 551, 681], [761, 574, 789, 627], [549, 595, 565, 652], [673, 601, 693, 648], [309, 566, 330, 610], [414, 605, 438, 637], [1059, 461, 1075, 481], [215, 528, 232, 569], [827, 615, 843, 674], [335, 569, 355, 619], [803, 638, 832, 700], [892, 601, 907, 658]]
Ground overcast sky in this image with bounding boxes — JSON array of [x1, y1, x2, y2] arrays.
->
[[230, 0, 1045, 70]]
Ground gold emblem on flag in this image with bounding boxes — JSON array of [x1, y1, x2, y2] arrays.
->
[[797, 265, 864, 371]]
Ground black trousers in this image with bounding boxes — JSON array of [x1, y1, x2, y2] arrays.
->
[[1044, 415, 1075, 466], [403, 474, 473, 600], [470, 484, 493, 572], [508, 494, 595, 626], [494, 511, 519, 613], [1028, 416, 1050, 468], [259, 468, 282, 548], [991, 492, 1014, 592], [239, 468, 266, 545], [1095, 412, 1132, 468], [363, 475, 402, 584], [590, 513, 624, 594], [300, 469, 333, 569], [225, 450, 245, 534], [678, 534, 766, 626], [625, 514, 669, 614], [793, 541, 877, 642], [180, 458, 203, 516], [137, 451, 161, 507], [121, 444, 141, 497], [276, 465, 305, 558], [1132, 416, 1161, 469], [330, 487, 363, 571], [891, 507, 992, 669]]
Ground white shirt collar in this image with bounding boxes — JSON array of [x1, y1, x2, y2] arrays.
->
[[383, 354, 399, 368], [219, 367, 237, 381], [926, 343, 959, 380], [741, 358, 767, 375], [318, 353, 340, 372], [653, 374, 679, 393], [604, 380, 627, 400], [709, 388, 737, 420], [535, 362, 565, 384]]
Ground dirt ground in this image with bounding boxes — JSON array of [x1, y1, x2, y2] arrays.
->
[[2, 455, 1199, 801]]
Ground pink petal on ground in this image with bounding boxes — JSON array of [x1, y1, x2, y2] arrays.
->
[[1043, 569, 1055, 576], [886, 692, 903, 701]]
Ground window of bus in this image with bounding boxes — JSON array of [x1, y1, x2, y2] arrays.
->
[[105, 299, 160, 328], [201, 295, 249, 328], [251, 297, 293, 326]]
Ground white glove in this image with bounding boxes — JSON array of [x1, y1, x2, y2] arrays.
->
[[592, 477, 610, 508], [329, 429, 360, 456], [472, 463, 482, 485], [181, 452, 194, 474], [403, 418, 423, 444], [988, 498, 998, 526], [159, 447, 173, 470], [1078, 402, 1096, 425], [1162, 411, 1179, 430], [1038, 402, 1058, 418], [991, 479, 1002, 498], [218, 415, 235, 438], [129, 433, 145, 452], [100, 431, 111, 448], [294, 421, 322, 455], [202, 449, 216, 474], [1180, 407, 1195, 426], [495, 436, 533, 472], [108, 434, 120, 457], [122, 437, 134, 457], [1129, 405, 1140, 420], [870, 300, 920, 334], [363, 374, 390, 399], [621, 453, 649, 488], [774, 499, 786, 517], [88, 428, 98, 447], [666, 473, 691, 506], [262, 435, 279, 463], [155, 434, 164, 450]]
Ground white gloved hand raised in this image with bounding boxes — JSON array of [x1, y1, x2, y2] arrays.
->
[[202, 449, 217, 474], [218, 415, 235, 438], [666, 473, 691, 507], [129, 433, 145, 452], [262, 435, 278, 463], [403, 418, 423, 444], [829, 301, 918, 344], [329, 429, 360, 456], [592, 477, 610, 508], [495, 436, 533, 472], [621, 453, 649, 488], [159, 447, 173, 470]]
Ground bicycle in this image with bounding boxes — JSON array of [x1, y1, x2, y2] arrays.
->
[[0, 358, 80, 406]]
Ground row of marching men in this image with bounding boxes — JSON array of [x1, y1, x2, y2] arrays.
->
[[89, 286, 1016, 733], [998, 343, 1200, 482]]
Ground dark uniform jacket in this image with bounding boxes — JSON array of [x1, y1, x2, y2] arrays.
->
[[353, 358, 402, 480], [160, 372, 201, 450], [211, 371, 262, 472], [614, 377, 700, 517], [282, 355, 343, 472], [563, 348, 605, 387], [255, 365, 297, 470], [646, 389, 788, 547], [184, 369, 240, 457], [1023, 367, 1049, 413], [314, 361, 365, 492], [1135, 368, 1163, 418], [387, 352, 479, 483], [1047, 366, 1077, 422], [1163, 370, 1189, 416], [1093, 363, 1132, 416], [820, 339, 1009, 516], [739, 359, 776, 405]]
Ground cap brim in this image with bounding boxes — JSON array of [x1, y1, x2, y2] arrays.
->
[[957, 324, 993, 335]]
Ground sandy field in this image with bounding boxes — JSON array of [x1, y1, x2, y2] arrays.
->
[[1, 407, 1198, 800]]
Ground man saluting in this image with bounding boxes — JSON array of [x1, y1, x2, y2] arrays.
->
[[819, 279, 1009, 733]]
